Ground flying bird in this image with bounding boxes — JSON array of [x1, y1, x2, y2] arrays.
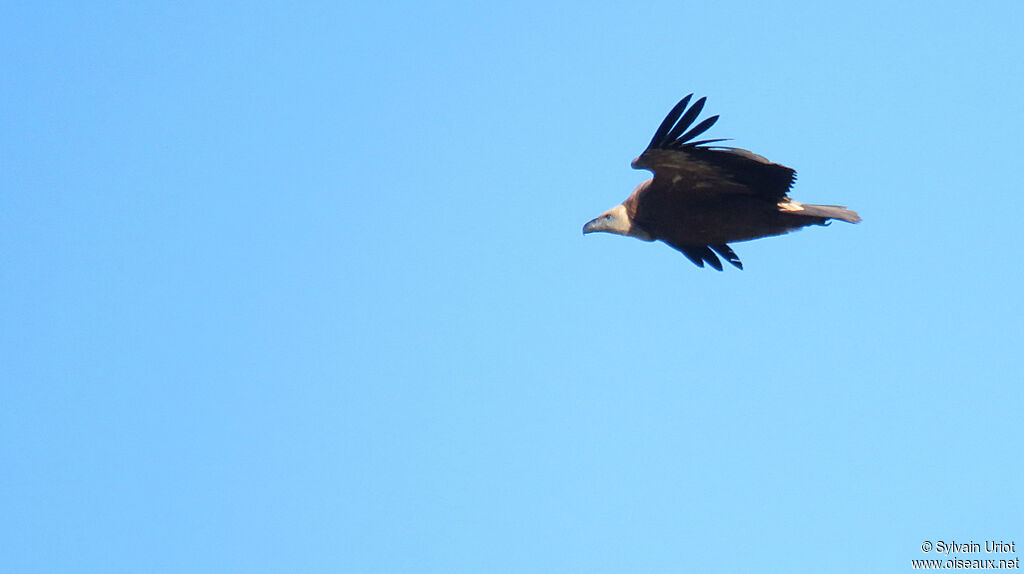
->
[[583, 94, 860, 270]]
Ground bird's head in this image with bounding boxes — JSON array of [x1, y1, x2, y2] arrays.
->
[[583, 204, 652, 241], [583, 204, 631, 236]]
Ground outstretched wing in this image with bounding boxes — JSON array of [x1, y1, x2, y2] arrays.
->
[[665, 242, 744, 271], [631, 95, 796, 202]]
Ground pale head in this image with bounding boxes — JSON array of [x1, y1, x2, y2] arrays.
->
[[582, 204, 630, 235], [583, 180, 653, 240]]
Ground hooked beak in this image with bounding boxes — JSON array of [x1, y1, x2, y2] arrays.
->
[[582, 217, 600, 235]]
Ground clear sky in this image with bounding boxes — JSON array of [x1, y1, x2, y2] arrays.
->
[[2, 2, 1022, 572]]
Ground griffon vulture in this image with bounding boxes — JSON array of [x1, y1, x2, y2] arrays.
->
[[583, 94, 860, 270]]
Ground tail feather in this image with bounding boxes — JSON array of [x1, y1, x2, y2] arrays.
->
[[796, 203, 861, 224]]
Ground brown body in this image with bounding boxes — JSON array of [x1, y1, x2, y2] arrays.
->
[[583, 95, 859, 270], [626, 180, 827, 245]]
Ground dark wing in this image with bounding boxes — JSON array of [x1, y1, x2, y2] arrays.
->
[[665, 242, 744, 271], [631, 95, 796, 202]]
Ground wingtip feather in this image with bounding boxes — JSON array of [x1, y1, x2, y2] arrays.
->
[[645, 95, 724, 151], [649, 94, 693, 148]]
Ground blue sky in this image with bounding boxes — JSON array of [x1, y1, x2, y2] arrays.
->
[[2, 2, 1022, 572]]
